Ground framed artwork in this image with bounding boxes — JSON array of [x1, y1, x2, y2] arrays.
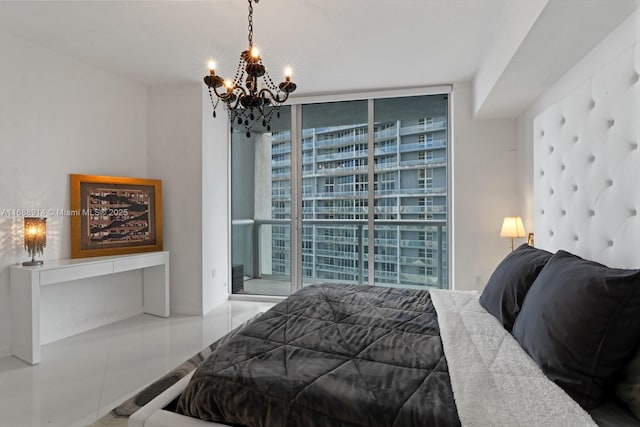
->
[[527, 232, 535, 247], [70, 174, 163, 258]]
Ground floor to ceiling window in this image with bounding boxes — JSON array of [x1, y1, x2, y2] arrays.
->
[[301, 101, 369, 287], [230, 92, 449, 295], [372, 95, 448, 288], [230, 106, 292, 296]]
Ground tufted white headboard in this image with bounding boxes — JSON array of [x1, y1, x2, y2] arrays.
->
[[533, 42, 639, 269]]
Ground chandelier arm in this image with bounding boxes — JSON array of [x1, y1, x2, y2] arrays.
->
[[229, 87, 249, 110], [212, 84, 232, 100], [259, 88, 289, 104], [258, 87, 278, 102]]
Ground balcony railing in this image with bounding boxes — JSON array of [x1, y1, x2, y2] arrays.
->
[[399, 139, 447, 153], [375, 187, 447, 196], [399, 205, 447, 214], [231, 218, 447, 289], [399, 121, 447, 135], [272, 144, 292, 154], [316, 149, 368, 162], [398, 157, 447, 167], [315, 133, 368, 148], [271, 159, 291, 168]]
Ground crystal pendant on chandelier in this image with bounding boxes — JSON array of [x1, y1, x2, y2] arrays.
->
[[203, 0, 297, 138]]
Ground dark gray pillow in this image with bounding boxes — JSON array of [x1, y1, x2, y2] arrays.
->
[[479, 244, 552, 331], [615, 347, 640, 420], [512, 250, 640, 409]]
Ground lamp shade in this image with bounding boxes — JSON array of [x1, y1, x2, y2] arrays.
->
[[23, 217, 46, 266], [500, 216, 526, 238]]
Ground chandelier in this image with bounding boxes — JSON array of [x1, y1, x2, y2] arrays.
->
[[204, 0, 297, 137]]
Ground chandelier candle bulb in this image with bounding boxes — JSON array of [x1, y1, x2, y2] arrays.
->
[[208, 59, 216, 74], [285, 66, 292, 82]]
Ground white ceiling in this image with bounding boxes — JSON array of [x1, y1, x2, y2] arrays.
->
[[0, 0, 637, 117]]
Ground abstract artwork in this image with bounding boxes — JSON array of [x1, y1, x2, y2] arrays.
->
[[70, 175, 163, 258]]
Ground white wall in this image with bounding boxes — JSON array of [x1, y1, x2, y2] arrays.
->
[[202, 87, 231, 314], [516, 9, 640, 232], [147, 84, 204, 315], [0, 33, 148, 357], [452, 82, 519, 290], [473, 0, 547, 116]]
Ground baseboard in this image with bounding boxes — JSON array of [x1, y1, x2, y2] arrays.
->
[[202, 294, 229, 315], [228, 294, 287, 303], [170, 304, 203, 316]]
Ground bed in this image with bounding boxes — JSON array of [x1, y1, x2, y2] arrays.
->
[[130, 38, 639, 427], [129, 273, 640, 427]]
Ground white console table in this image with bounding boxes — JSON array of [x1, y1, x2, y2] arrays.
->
[[10, 251, 170, 365]]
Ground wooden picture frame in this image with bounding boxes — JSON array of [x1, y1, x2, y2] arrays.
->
[[70, 174, 163, 258]]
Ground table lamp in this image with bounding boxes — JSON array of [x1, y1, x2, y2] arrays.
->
[[23, 217, 46, 266], [500, 216, 526, 251]]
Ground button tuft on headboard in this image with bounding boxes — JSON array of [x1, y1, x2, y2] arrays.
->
[[573, 184, 578, 192], [589, 99, 596, 109], [573, 235, 579, 241], [588, 209, 595, 217], [607, 119, 615, 128], [549, 146, 555, 153], [573, 135, 579, 143], [588, 155, 596, 163], [561, 164, 566, 171], [561, 117, 566, 125], [561, 209, 567, 216], [607, 240, 614, 247], [606, 179, 613, 187], [631, 209, 638, 217], [631, 142, 638, 150]]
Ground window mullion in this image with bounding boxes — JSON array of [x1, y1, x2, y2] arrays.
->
[[367, 99, 375, 286]]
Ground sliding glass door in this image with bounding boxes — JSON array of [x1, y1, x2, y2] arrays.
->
[[300, 101, 369, 287], [230, 106, 292, 296], [372, 95, 448, 288], [230, 92, 449, 295]]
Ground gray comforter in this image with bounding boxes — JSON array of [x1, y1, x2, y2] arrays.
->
[[176, 283, 461, 426]]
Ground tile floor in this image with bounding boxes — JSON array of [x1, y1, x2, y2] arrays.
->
[[0, 300, 274, 427]]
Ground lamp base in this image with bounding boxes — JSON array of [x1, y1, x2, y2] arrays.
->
[[23, 260, 43, 266]]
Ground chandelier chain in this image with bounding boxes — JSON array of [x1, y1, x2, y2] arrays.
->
[[247, 0, 254, 47]]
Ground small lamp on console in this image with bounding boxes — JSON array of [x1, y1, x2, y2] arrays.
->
[[23, 217, 46, 266], [500, 216, 526, 252]]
